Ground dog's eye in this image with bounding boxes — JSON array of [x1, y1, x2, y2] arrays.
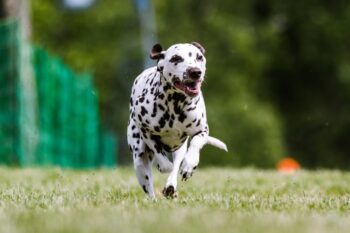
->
[[197, 54, 203, 61], [169, 55, 184, 63]]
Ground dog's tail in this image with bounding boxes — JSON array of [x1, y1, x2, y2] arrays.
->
[[207, 136, 228, 152]]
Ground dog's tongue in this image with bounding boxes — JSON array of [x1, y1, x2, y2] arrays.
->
[[185, 84, 200, 96], [174, 81, 201, 97]]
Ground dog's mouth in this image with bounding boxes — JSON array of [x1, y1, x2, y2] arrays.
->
[[174, 79, 201, 97]]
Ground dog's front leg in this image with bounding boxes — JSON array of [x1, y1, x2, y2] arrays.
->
[[180, 132, 208, 181], [163, 139, 188, 198]]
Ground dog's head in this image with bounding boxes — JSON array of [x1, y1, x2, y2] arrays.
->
[[150, 42, 206, 97]]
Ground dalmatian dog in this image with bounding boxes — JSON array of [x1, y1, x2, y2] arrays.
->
[[127, 42, 227, 198]]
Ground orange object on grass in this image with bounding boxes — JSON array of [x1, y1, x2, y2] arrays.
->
[[277, 157, 301, 173]]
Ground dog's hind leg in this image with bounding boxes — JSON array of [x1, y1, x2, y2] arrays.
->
[[128, 121, 155, 198], [133, 148, 155, 198]]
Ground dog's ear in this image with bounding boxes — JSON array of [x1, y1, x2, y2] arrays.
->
[[150, 44, 165, 60], [191, 42, 205, 55]]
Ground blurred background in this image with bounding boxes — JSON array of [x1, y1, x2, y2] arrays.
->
[[1, 0, 350, 169]]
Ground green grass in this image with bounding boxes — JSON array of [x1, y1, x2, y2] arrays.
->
[[0, 167, 349, 233]]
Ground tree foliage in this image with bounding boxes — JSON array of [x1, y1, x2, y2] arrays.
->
[[30, 0, 350, 168]]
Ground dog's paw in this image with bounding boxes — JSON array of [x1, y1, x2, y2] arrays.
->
[[162, 185, 178, 199], [180, 157, 198, 181]]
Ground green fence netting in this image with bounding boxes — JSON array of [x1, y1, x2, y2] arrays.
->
[[0, 19, 117, 168], [0, 19, 21, 165]]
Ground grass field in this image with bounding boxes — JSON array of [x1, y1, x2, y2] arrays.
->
[[0, 167, 349, 233]]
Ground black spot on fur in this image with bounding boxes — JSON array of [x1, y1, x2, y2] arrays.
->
[[186, 123, 192, 128], [158, 119, 165, 129], [193, 131, 202, 137], [145, 175, 149, 180], [142, 132, 148, 139], [158, 104, 165, 111], [169, 55, 184, 63], [164, 111, 170, 120], [174, 104, 182, 115], [132, 133, 140, 138], [151, 103, 157, 117], [150, 135, 165, 154], [163, 144, 171, 152], [164, 83, 172, 92], [158, 111, 170, 128], [158, 93, 165, 100], [187, 106, 196, 111], [167, 94, 173, 102], [141, 106, 148, 116], [173, 92, 186, 102], [139, 97, 145, 103], [142, 185, 148, 194], [178, 112, 187, 123]]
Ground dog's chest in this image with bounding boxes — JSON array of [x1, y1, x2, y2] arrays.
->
[[133, 93, 204, 134]]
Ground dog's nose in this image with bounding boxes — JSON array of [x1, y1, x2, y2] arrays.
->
[[187, 67, 202, 80]]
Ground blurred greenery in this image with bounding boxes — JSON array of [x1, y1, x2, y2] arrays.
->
[[30, 0, 350, 168]]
